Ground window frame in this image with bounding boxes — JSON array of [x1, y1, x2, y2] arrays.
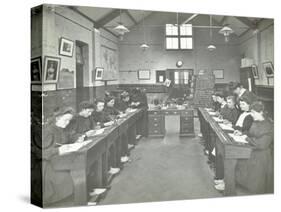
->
[[165, 24, 193, 50]]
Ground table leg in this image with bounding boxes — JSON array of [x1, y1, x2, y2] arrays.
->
[[224, 159, 237, 196], [70, 154, 87, 206]]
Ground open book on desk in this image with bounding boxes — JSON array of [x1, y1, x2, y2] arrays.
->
[[213, 117, 223, 123], [58, 139, 94, 155], [228, 133, 248, 144], [208, 111, 217, 116], [219, 123, 234, 132]]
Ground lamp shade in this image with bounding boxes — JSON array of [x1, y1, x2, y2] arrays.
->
[[219, 26, 234, 36], [114, 24, 130, 35], [140, 43, 150, 50], [207, 44, 216, 51]]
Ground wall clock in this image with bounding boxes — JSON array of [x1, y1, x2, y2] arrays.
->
[[176, 60, 183, 67]]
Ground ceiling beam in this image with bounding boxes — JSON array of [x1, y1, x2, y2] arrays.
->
[[68, 6, 119, 38], [124, 10, 137, 25], [235, 17, 256, 29], [181, 14, 198, 24], [219, 16, 227, 25], [95, 9, 122, 28]]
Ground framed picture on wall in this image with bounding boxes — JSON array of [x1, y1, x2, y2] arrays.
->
[[156, 70, 166, 83], [59, 37, 74, 57], [138, 69, 151, 80], [43, 56, 61, 83], [213, 69, 224, 79], [95, 67, 104, 80], [31, 56, 42, 84], [251, 64, 259, 79], [263, 61, 274, 77]]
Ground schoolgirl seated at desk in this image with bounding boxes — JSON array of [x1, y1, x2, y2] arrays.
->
[[233, 94, 255, 135], [41, 107, 76, 205], [68, 101, 95, 141], [221, 96, 240, 125], [115, 91, 131, 112], [104, 96, 121, 117], [91, 99, 114, 128]]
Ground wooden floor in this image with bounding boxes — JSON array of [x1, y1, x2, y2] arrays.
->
[[100, 116, 222, 205]]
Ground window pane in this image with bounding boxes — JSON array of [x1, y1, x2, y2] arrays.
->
[[166, 24, 178, 36], [180, 37, 193, 49], [166, 37, 179, 49], [184, 71, 189, 84], [180, 24, 192, 36], [174, 71, 179, 84]]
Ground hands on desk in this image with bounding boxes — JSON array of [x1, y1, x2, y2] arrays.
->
[[233, 130, 242, 136]]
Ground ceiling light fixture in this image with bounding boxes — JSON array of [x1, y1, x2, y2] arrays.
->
[[140, 11, 149, 51], [219, 25, 234, 42], [207, 15, 216, 51], [114, 9, 130, 35]]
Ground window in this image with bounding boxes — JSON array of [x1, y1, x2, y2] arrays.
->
[[165, 24, 193, 50], [174, 71, 189, 85]]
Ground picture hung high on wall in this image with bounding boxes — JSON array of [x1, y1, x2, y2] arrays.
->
[[95, 67, 104, 80], [43, 56, 60, 83], [263, 61, 274, 77], [251, 64, 259, 79], [213, 69, 224, 79], [59, 37, 74, 57], [138, 69, 151, 80], [31, 57, 42, 84]]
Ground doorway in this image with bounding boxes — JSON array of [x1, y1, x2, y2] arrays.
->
[[75, 41, 89, 110]]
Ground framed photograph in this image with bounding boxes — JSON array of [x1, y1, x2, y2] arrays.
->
[[263, 61, 274, 77], [43, 56, 61, 83], [251, 64, 259, 79], [156, 70, 166, 83], [213, 69, 224, 79], [138, 69, 151, 80], [59, 37, 74, 57], [31, 57, 42, 84], [95, 67, 104, 80]]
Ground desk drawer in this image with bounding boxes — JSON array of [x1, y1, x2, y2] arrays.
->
[[181, 110, 194, 117], [148, 110, 161, 115], [148, 115, 163, 122]]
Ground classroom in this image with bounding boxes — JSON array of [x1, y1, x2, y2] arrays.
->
[[30, 4, 274, 208]]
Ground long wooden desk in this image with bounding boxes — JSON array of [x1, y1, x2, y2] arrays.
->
[[148, 108, 195, 137], [51, 108, 146, 206], [197, 108, 253, 196]]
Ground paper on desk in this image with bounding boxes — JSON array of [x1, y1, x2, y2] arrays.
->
[[219, 123, 234, 131], [58, 140, 93, 155], [213, 117, 223, 123], [205, 108, 213, 111], [208, 111, 217, 116], [228, 133, 248, 144]]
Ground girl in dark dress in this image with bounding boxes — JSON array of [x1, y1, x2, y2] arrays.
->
[[41, 107, 76, 205], [115, 91, 131, 112], [91, 99, 113, 128], [68, 101, 95, 139], [222, 96, 240, 125], [104, 96, 121, 117], [236, 101, 273, 194], [233, 94, 255, 135]]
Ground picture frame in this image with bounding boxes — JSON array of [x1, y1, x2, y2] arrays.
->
[[31, 56, 42, 84], [156, 70, 166, 83], [263, 61, 274, 77], [251, 64, 259, 79], [43, 56, 61, 83], [213, 69, 224, 79], [95, 67, 104, 80], [59, 37, 74, 57], [138, 69, 151, 80]]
